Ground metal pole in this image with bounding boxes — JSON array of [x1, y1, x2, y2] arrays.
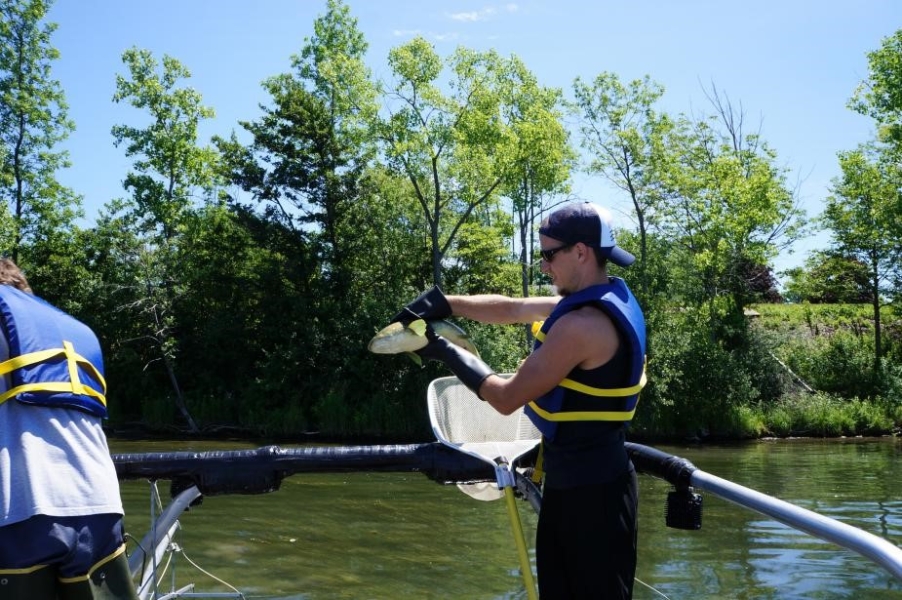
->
[[691, 469, 902, 581]]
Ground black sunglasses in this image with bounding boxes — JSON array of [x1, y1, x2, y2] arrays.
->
[[539, 243, 572, 262]]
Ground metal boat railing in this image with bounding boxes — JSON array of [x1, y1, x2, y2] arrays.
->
[[114, 440, 902, 596], [625, 442, 902, 582]]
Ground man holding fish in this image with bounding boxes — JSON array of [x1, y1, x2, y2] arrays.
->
[[372, 202, 646, 599]]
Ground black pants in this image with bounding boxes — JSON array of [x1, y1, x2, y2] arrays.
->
[[536, 467, 638, 599]]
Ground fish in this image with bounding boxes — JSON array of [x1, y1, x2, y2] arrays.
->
[[367, 318, 479, 366]]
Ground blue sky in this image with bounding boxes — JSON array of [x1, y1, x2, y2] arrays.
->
[[45, 0, 900, 273]]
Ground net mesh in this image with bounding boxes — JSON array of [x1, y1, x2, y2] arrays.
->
[[427, 375, 541, 466]]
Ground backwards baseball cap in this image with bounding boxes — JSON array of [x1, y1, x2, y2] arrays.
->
[[539, 202, 636, 267]]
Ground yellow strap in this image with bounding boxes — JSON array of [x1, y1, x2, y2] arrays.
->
[[559, 369, 647, 397], [58, 544, 127, 584], [531, 442, 545, 483], [0, 348, 65, 376], [533, 323, 647, 397], [531, 320, 646, 421], [0, 340, 107, 407], [0, 382, 107, 405], [62, 341, 81, 396], [527, 400, 637, 422], [533, 324, 546, 342], [0, 563, 51, 576]]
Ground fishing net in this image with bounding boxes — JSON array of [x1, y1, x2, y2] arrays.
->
[[427, 375, 542, 599], [427, 375, 540, 467]]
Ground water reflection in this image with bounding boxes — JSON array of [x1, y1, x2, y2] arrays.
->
[[114, 438, 902, 599]]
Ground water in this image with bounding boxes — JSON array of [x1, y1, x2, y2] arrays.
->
[[112, 437, 902, 599]]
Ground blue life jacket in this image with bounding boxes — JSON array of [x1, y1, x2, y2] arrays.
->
[[525, 278, 646, 440], [0, 286, 107, 417]]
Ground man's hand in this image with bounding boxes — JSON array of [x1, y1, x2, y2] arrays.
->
[[392, 286, 452, 324], [415, 323, 494, 399]]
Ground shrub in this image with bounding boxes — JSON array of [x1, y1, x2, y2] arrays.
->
[[845, 398, 894, 434], [764, 402, 794, 437], [635, 306, 787, 438]]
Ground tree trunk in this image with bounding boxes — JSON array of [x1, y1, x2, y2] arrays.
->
[[872, 270, 882, 379]]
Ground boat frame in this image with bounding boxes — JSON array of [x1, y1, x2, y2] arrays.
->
[[114, 441, 902, 598]]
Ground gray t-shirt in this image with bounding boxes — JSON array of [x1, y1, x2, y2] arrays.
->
[[0, 333, 123, 525]]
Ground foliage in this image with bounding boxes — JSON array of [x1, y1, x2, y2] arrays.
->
[[444, 211, 520, 296], [822, 143, 902, 372], [222, 0, 378, 271], [736, 259, 782, 304], [4, 5, 900, 442], [570, 72, 672, 299], [823, 145, 901, 300], [652, 87, 806, 316], [503, 57, 573, 301], [0, 0, 82, 267], [779, 328, 902, 400], [850, 28, 902, 152], [380, 38, 568, 290], [111, 48, 219, 236], [108, 47, 223, 432], [758, 392, 897, 438], [781, 251, 872, 304], [752, 302, 902, 407], [631, 304, 787, 439], [633, 299, 902, 439], [751, 301, 896, 331]]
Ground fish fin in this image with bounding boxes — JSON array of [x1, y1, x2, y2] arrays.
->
[[407, 319, 427, 336], [405, 352, 423, 367]]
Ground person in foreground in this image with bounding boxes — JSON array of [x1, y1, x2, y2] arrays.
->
[[0, 259, 137, 599], [395, 202, 646, 599]]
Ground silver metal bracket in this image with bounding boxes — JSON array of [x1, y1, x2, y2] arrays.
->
[[494, 464, 515, 489]]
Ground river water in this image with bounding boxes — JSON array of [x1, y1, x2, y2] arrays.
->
[[112, 437, 902, 599]]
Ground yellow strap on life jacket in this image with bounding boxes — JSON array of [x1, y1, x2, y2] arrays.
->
[[533, 322, 545, 341], [530, 320, 646, 421], [531, 443, 545, 484], [559, 369, 647, 397], [527, 362, 647, 422], [527, 400, 638, 422], [0, 340, 107, 407]]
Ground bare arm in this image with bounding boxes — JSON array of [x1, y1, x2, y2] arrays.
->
[[479, 306, 620, 415], [447, 294, 559, 325]]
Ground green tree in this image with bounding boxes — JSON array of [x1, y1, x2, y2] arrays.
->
[[111, 48, 218, 241], [0, 0, 82, 266], [380, 38, 528, 289], [822, 145, 902, 372], [782, 251, 872, 304], [501, 57, 573, 305], [570, 72, 672, 299], [654, 86, 806, 316], [230, 0, 378, 282], [110, 47, 222, 432], [849, 28, 902, 153], [214, 2, 439, 436]]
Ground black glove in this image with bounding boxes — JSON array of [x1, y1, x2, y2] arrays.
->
[[417, 325, 494, 399], [392, 286, 452, 324]]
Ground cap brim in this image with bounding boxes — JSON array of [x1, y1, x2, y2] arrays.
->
[[606, 246, 636, 267]]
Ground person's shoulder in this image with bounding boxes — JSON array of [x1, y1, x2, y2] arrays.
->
[[555, 304, 615, 334]]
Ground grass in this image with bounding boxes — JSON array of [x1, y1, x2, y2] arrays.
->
[[734, 303, 902, 438]]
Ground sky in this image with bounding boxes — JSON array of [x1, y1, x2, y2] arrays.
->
[[44, 0, 901, 274]]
